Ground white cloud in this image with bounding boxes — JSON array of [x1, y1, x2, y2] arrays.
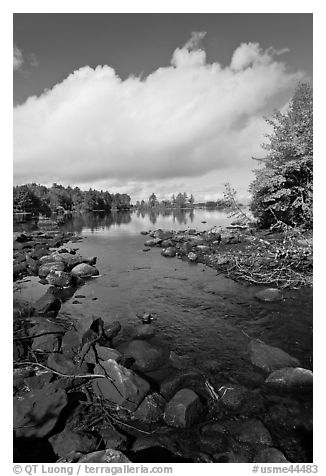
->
[[13, 45, 23, 71], [14, 35, 303, 199]]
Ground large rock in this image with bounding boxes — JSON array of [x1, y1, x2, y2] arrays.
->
[[220, 385, 249, 411], [160, 370, 204, 400], [92, 359, 150, 410], [38, 261, 65, 278], [70, 263, 99, 278], [29, 321, 65, 353], [265, 367, 313, 391], [163, 388, 203, 428], [249, 340, 300, 373], [144, 238, 162, 247], [232, 419, 273, 446], [134, 393, 166, 423], [13, 383, 68, 438], [95, 345, 121, 362], [49, 430, 100, 458], [255, 288, 282, 302], [46, 270, 73, 287], [122, 339, 168, 371], [34, 288, 62, 317], [153, 230, 174, 240], [161, 247, 177, 258], [253, 447, 290, 463], [47, 353, 81, 375], [61, 330, 81, 358]]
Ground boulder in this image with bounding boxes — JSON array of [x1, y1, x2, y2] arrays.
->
[[220, 385, 249, 411], [25, 255, 39, 274], [29, 320, 65, 353], [160, 370, 204, 400], [161, 247, 177, 258], [153, 229, 174, 240], [122, 340, 168, 372], [92, 359, 150, 411], [103, 321, 122, 340], [46, 270, 73, 287], [232, 419, 273, 446], [47, 353, 81, 376], [179, 242, 194, 254], [144, 238, 162, 247], [253, 447, 290, 463], [255, 288, 282, 302], [134, 393, 166, 423], [34, 288, 62, 316], [61, 330, 81, 358], [30, 248, 49, 260], [249, 340, 300, 373], [49, 430, 100, 458], [13, 383, 68, 438], [163, 388, 203, 428], [13, 262, 27, 277], [38, 261, 65, 278], [71, 263, 99, 278], [265, 367, 313, 391], [95, 346, 121, 362]]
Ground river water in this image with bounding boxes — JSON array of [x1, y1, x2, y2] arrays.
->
[[14, 208, 313, 374]]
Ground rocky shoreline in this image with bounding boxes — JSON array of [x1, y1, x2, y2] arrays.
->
[[13, 228, 313, 463]]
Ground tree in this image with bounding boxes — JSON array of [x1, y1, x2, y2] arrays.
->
[[250, 82, 313, 228], [148, 193, 158, 207], [13, 185, 43, 214], [189, 194, 195, 206]]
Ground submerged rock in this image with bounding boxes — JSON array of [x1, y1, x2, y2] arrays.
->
[[133, 324, 155, 340], [123, 339, 168, 371], [249, 340, 300, 373], [70, 263, 99, 278], [255, 288, 282, 302], [163, 388, 203, 428], [220, 385, 249, 411], [265, 367, 313, 391], [92, 359, 150, 411]]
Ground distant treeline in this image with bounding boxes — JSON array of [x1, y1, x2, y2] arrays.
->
[[135, 192, 234, 209], [13, 183, 131, 215]]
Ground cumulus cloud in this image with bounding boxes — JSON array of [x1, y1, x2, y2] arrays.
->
[[14, 35, 303, 197], [13, 45, 23, 71]]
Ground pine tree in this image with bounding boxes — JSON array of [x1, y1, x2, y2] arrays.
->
[[250, 82, 313, 228]]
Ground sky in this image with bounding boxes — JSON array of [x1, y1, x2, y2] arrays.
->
[[13, 13, 313, 202]]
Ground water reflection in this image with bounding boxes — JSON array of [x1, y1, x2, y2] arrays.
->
[[14, 208, 232, 236], [136, 208, 195, 225]]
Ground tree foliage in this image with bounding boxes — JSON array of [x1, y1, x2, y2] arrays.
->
[[250, 82, 313, 229], [13, 183, 131, 214]]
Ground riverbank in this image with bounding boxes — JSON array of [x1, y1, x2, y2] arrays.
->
[[13, 226, 313, 463], [141, 226, 313, 289]]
